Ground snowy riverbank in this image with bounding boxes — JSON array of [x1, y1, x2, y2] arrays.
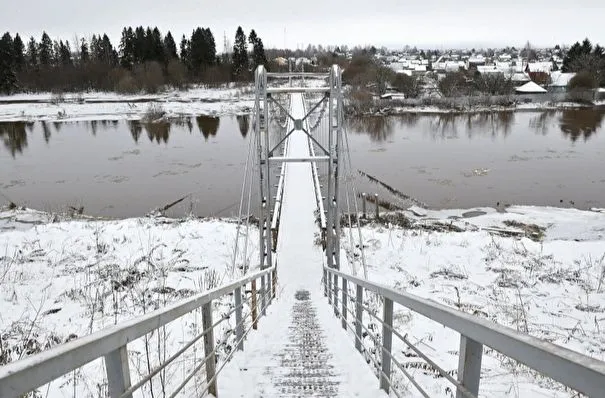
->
[[353, 100, 602, 116], [0, 86, 255, 122], [343, 205, 605, 397], [1, 205, 605, 396]]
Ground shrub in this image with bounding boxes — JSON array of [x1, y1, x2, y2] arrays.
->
[[568, 71, 597, 91]]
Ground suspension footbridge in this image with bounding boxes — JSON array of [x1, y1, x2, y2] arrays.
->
[[1, 66, 605, 398]]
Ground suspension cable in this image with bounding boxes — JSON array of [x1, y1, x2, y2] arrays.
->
[[231, 116, 256, 274]]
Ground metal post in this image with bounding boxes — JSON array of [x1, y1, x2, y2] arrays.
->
[[326, 70, 334, 270], [374, 193, 379, 219], [355, 284, 363, 352], [362, 193, 367, 218], [255, 67, 266, 270], [323, 268, 328, 297], [202, 301, 217, 397], [272, 268, 277, 299], [267, 272, 272, 303], [333, 66, 342, 269], [341, 278, 347, 329], [263, 68, 273, 272], [260, 275, 267, 316], [457, 336, 483, 398], [333, 274, 338, 316], [327, 270, 332, 304], [234, 287, 244, 351], [105, 345, 131, 398], [251, 280, 258, 330], [380, 298, 394, 393]]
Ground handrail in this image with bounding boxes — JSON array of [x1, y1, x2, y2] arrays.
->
[[0, 266, 277, 397], [303, 98, 327, 231], [324, 266, 605, 398]]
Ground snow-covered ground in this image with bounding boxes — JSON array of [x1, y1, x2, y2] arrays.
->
[[0, 86, 255, 122], [342, 206, 605, 397], [2, 203, 605, 396], [0, 208, 259, 396], [367, 101, 597, 116]]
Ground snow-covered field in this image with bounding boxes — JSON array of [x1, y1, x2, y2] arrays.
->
[[343, 206, 605, 397], [0, 87, 255, 122], [2, 205, 605, 396], [0, 208, 259, 397]]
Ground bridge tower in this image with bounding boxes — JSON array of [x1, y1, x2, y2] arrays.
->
[[253, 65, 345, 271]]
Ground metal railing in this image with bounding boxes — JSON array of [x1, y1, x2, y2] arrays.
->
[[324, 266, 605, 398], [0, 266, 277, 398]]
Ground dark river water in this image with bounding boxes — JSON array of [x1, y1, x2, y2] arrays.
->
[[1, 109, 604, 218]]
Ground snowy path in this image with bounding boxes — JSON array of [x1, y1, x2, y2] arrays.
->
[[220, 94, 386, 397]]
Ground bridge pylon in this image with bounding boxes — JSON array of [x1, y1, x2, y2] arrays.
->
[[253, 65, 345, 271]]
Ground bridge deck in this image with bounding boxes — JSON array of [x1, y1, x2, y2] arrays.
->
[[220, 94, 385, 397]]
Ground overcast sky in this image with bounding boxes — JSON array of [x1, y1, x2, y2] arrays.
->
[[1, 0, 604, 51]]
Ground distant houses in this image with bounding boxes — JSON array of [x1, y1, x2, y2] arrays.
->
[[381, 47, 578, 96], [515, 81, 547, 94]]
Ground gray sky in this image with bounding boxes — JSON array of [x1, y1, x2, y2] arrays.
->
[[1, 0, 604, 50]]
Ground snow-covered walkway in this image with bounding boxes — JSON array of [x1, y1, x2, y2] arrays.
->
[[219, 94, 386, 397]]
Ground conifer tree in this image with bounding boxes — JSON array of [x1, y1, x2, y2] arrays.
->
[[80, 38, 89, 64], [180, 35, 190, 68], [249, 29, 267, 71], [0, 32, 18, 94], [119, 27, 135, 68], [232, 26, 248, 79], [13, 34, 25, 71], [164, 31, 178, 61], [39, 32, 53, 66], [26, 37, 38, 67]]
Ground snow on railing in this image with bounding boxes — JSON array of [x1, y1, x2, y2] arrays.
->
[[324, 266, 605, 398], [0, 266, 277, 398]]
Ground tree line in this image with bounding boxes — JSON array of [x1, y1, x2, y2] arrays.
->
[[562, 38, 605, 90], [0, 26, 269, 94]]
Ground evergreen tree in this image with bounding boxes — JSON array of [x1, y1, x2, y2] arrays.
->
[[119, 27, 135, 68], [59, 40, 72, 66], [39, 32, 53, 66], [232, 26, 248, 79], [164, 31, 178, 61], [189, 27, 216, 74], [0, 33, 18, 94], [581, 38, 593, 55], [201, 28, 216, 66], [144, 27, 154, 62], [151, 27, 164, 63], [13, 34, 25, 71], [26, 37, 38, 67], [180, 35, 190, 68], [248, 29, 267, 71], [134, 27, 146, 64], [80, 38, 89, 64], [90, 34, 102, 62], [53, 40, 62, 66], [100, 34, 118, 65]]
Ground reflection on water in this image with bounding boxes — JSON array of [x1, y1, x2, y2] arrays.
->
[[144, 122, 171, 144], [197, 116, 220, 140], [351, 112, 519, 142], [560, 109, 604, 142], [2, 108, 605, 217], [348, 116, 397, 142], [346, 108, 605, 210], [0, 117, 252, 218], [349, 109, 605, 143], [236, 114, 250, 137], [529, 110, 557, 136], [0, 121, 31, 157], [1, 116, 248, 154]]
